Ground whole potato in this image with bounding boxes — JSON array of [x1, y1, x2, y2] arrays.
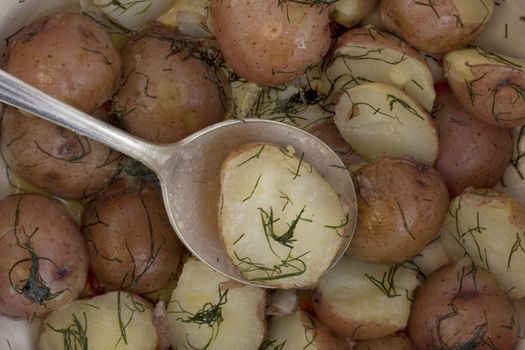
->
[[1, 107, 121, 199], [348, 157, 449, 263], [112, 24, 225, 143], [380, 0, 494, 55], [408, 259, 518, 350], [4, 11, 121, 112], [209, 0, 332, 86], [434, 83, 512, 196], [82, 179, 183, 295], [0, 194, 88, 319]]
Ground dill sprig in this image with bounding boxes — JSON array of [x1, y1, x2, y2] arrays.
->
[[365, 264, 403, 298], [47, 312, 89, 350], [234, 250, 310, 282]]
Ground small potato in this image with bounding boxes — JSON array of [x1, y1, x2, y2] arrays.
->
[[262, 310, 350, 350], [0, 194, 88, 319], [39, 291, 158, 350], [348, 157, 449, 263], [112, 24, 225, 144], [82, 179, 183, 295], [219, 143, 351, 288], [354, 332, 416, 350], [444, 47, 525, 128], [312, 256, 420, 340], [4, 11, 121, 112], [380, 0, 494, 55], [408, 259, 518, 350], [434, 83, 513, 196], [325, 26, 435, 111], [441, 188, 525, 298], [334, 82, 438, 166], [331, 0, 378, 27], [1, 107, 121, 199], [209, 0, 332, 86], [167, 258, 266, 350]]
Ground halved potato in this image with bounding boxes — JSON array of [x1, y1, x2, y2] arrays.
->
[[331, 0, 378, 28], [93, 0, 173, 30], [498, 126, 525, 201], [158, 0, 210, 38], [219, 143, 351, 288], [411, 238, 450, 277], [325, 26, 435, 111], [166, 258, 266, 350], [334, 82, 438, 166], [312, 256, 420, 340], [0, 315, 40, 350]]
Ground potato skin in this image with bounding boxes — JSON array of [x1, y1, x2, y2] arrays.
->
[[354, 332, 416, 350], [0, 194, 88, 319], [434, 83, 512, 196], [1, 107, 121, 199], [4, 11, 121, 112], [209, 0, 332, 86], [82, 180, 183, 295], [408, 260, 518, 350], [113, 24, 225, 143], [380, 0, 493, 55], [348, 157, 449, 263]]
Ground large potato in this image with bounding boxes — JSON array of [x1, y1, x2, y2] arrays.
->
[[434, 83, 513, 196], [219, 143, 351, 288], [380, 0, 494, 55], [408, 259, 518, 350], [112, 24, 225, 143], [1, 107, 121, 199], [348, 157, 450, 263], [0, 194, 88, 319], [82, 179, 183, 295], [209, 0, 332, 86], [312, 256, 420, 340], [4, 11, 121, 112], [444, 47, 525, 128]]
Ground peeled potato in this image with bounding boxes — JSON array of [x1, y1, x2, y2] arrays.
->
[[334, 82, 438, 166], [219, 143, 351, 288]]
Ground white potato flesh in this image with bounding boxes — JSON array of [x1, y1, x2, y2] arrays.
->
[[441, 189, 525, 298], [158, 0, 210, 38], [267, 289, 298, 316], [497, 126, 525, 202], [220, 144, 349, 288], [39, 291, 158, 350], [167, 258, 266, 350], [411, 238, 450, 277], [331, 0, 378, 27], [93, 0, 173, 30], [326, 39, 435, 111], [317, 256, 420, 333], [334, 82, 438, 166], [0, 315, 40, 350]]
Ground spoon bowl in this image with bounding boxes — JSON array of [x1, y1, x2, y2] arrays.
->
[[0, 69, 357, 287]]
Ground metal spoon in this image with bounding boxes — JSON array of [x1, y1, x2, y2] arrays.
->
[[0, 69, 357, 287]]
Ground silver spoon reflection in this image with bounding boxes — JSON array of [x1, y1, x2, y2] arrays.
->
[[0, 69, 357, 288]]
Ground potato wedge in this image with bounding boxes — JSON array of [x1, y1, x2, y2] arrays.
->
[[219, 143, 351, 288], [334, 82, 438, 166]]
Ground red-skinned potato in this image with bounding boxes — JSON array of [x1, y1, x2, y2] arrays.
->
[[380, 0, 494, 55], [408, 259, 518, 350], [4, 11, 121, 112], [434, 83, 512, 196], [0, 194, 88, 319], [354, 332, 416, 350], [209, 0, 332, 86]]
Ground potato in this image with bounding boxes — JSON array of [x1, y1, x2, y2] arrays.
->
[[4, 11, 121, 112], [348, 157, 449, 263], [312, 256, 420, 340], [380, 0, 494, 55], [441, 188, 525, 298], [354, 332, 416, 350], [112, 24, 225, 144], [0, 194, 88, 319], [209, 0, 332, 86], [331, 0, 378, 27], [407, 259, 518, 350], [434, 83, 513, 196], [82, 179, 183, 295], [39, 291, 158, 350], [0, 315, 40, 350], [325, 26, 435, 111], [498, 126, 525, 201], [262, 310, 350, 350], [411, 238, 450, 277], [334, 82, 438, 166], [93, 0, 173, 31], [167, 258, 266, 350], [1, 107, 121, 199], [444, 47, 525, 128], [219, 143, 351, 288], [158, 0, 210, 38]]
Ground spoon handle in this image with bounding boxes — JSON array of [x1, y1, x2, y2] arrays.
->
[[0, 69, 169, 171]]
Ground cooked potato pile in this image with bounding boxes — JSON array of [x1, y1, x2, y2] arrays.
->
[[3, 0, 525, 349]]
